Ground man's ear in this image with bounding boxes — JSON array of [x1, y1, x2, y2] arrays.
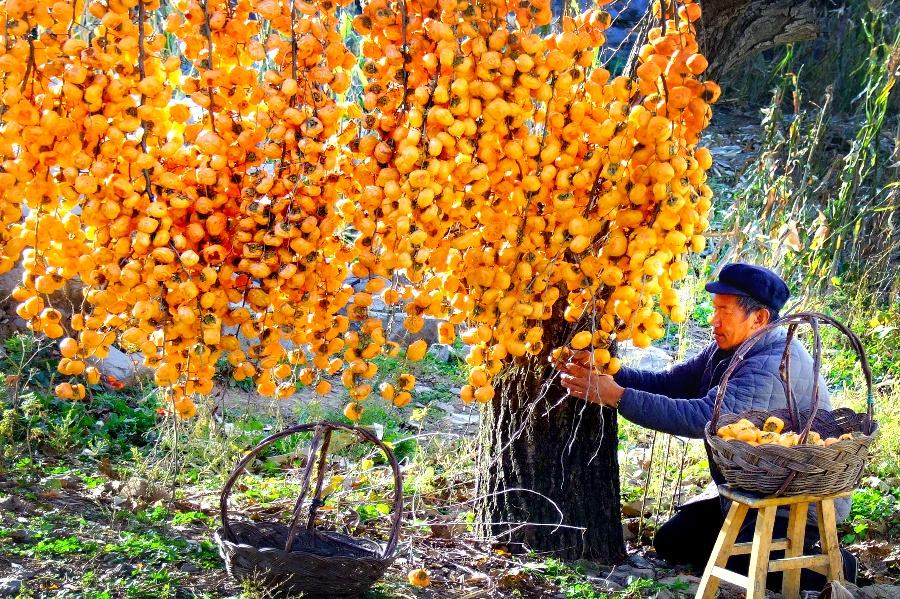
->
[[754, 308, 771, 328]]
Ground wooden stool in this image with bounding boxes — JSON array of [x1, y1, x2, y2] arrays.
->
[[696, 485, 850, 599]]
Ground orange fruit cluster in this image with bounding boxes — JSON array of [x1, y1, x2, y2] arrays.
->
[[717, 417, 859, 447], [347, 0, 718, 401], [0, 0, 718, 420], [0, 0, 358, 418]]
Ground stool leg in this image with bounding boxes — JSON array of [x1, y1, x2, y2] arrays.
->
[[816, 499, 844, 583], [696, 502, 749, 599], [781, 501, 808, 599], [747, 505, 777, 599]]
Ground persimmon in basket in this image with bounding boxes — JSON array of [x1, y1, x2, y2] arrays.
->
[[716, 416, 858, 447]]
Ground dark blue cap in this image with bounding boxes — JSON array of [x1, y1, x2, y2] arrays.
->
[[704, 263, 790, 312]]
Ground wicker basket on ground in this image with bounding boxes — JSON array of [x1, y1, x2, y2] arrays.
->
[[214, 421, 402, 597], [705, 312, 878, 497]]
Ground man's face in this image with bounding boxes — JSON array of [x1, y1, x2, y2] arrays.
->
[[710, 294, 769, 350]]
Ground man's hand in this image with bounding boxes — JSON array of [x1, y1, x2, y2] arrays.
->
[[556, 357, 625, 409]]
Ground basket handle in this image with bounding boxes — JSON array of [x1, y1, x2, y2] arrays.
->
[[709, 312, 874, 434], [219, 421, 404, 559], [779, 322, 801, 431]]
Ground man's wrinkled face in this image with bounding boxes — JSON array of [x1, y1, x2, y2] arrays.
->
[[710, 294, 769, 350]]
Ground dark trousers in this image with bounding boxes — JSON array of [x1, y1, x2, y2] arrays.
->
[[654, 497, 848, 593]]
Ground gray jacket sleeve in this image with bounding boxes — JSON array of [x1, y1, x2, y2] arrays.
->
[[617, 365, 782, 439], [614, 344, 715, 399]]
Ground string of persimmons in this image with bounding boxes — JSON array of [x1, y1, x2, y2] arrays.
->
[[0, 0, 718, 420]]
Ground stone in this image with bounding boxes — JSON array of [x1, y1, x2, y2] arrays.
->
[[450, 412, 479, 426], [8, 565, 33, 581], [97, 346, 152, 386], [854, 583, 900, 599], [0, 495, 23, 512], [0, 578, 21, 598], [427, 343, 453, 362], [122, 476, 166, 503], [619, 341, 674, 372], [431, 401, 456, 413], [9, 529, 31, 543], [587, 577, 623, 593], [376, 311, 442, 345], [607, 564, 656, 586], [628, 556, 653, 570]]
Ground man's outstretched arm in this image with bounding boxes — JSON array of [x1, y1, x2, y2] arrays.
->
[[612, 343, 715, 399], [560, 360, 781, 439]]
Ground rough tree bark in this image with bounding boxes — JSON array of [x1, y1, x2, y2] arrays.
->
[[698, 0, 825, 80], [475, 0, 828, 562], [475, 312, 625, 561]]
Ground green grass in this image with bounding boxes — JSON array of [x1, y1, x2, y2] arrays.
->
[[841, 486, 900, 543], [30, 535, 99, 557], [526, 558, 692, 599]]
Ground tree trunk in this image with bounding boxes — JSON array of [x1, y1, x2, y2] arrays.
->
[[697, 0, 825, 79], [475, 316, 625, 561]]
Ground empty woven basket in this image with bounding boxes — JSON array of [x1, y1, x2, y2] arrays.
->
[[214, 422, 403, 597], [705, 312, 878, 497]]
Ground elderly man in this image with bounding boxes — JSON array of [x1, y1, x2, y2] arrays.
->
[[558, 263, 856, 590]]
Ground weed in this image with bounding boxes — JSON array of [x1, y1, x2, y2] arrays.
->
[[171, 510, 214, 527], [529, 559, 607, 599], [841, 486, 900, 543], [104, 530, 222, 571], [30, 535, 98, 557]]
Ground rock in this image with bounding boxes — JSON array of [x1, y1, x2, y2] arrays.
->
[[377, 312, 442, 345], [619, 341, 674, 372], [96, 346, 152, 386], [179, 562, 199, 573], [8, 529, 31, 543], [0, 578, 21, 597], [450, 412, 479, 426], [8, 565, 33, 581], [853, 583, 900, 599], [587, 577, 623, 593], [427, 343, 454, 362], [652, 590, 674, 599], [431, 401, 456, 413], [622, 522, 636, 542], [607, 564, 656, 586], [0, 495, 23, 512], [122, 476, 167, 503], [628, 553, 653, 570]]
